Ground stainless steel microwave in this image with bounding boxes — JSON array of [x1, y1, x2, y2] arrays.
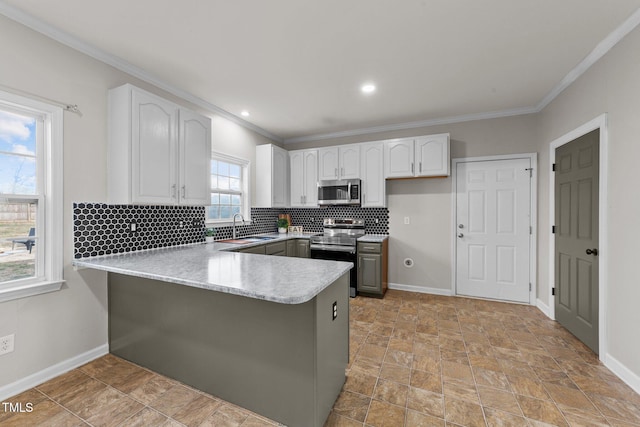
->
[[317, 179, 361, 206]]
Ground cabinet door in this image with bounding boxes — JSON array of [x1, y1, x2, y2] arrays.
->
[[265, 241, 287, 256], [286, 239, 296, 257], [384, 139, 415, 178], [339, 145, 360, 179], [179, 109, 211, 205], [318, 147, 339, 180], [360, 142, 385, 207], [296, 240, 310, 258], [132, 90, 178, 203], [240, 245, 266, 254], [272, 146, 289, 207], [289, 151, 305, 207], [303, 150, 318, 206], [358, 253, 381, 293], [416, 134, 450, 177]]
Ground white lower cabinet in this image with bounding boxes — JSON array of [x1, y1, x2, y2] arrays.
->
[[108, 84, 211, 205]]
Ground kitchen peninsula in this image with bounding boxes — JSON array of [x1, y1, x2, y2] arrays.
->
[[73, 242, 352, 427]]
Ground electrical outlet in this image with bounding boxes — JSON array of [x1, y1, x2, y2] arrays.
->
[[404, 216, 410, 225], [0, 334, 15, 355]]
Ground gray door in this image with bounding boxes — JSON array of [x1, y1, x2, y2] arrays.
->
[[554, 129, 599, 353]]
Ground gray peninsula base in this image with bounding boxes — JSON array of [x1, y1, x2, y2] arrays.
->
[[108, 272, 350, 427]]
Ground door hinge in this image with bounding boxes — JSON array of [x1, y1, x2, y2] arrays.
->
[[529, 226, 532, 235], [552, 287, 555, 296], [525, 167, 533, 177], [552, 163, 556, 172], [529, 283, 532, 291], [552, 225, 556, 234]]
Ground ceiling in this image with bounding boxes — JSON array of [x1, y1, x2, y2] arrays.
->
[[2, 1, 640, 143]]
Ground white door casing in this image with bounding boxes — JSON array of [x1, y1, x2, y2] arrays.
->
[[453, 155, 536, 304]]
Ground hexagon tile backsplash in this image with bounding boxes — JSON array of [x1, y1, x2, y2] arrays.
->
[[73, 203, 389, 259]]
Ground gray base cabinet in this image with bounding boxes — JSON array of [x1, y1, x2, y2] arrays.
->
[[357, 240, 388, 297], [109, 272, 349, 427]]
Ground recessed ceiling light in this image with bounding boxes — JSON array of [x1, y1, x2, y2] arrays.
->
[[241, 110, 250, 117], [361, 84, 376, 94]]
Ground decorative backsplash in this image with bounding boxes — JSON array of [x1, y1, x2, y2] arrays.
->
[[73, 203, 205, 258], [73, 203, 389, 258]]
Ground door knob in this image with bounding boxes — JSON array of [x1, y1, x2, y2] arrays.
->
[[458, 233, 464, 238], [586, 248, 599, 256], [458, 224, 464, 229]]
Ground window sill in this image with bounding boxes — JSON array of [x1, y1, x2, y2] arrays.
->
[[0, 280, 65, 303]]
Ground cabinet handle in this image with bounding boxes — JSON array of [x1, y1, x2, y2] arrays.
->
[[419, 162, 422, 173], [411, 163, 414, 174], [341, 167, 344, 176], [181, 186, 185, 198], [172, 184, 177, 198], [335, 167, 338, 178]]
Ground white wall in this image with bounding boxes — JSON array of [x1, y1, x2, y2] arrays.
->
[[289, 115, 540, 292], [0, 15, 274, 391], [537, 24, 640, 379]]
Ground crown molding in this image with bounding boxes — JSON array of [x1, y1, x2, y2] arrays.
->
[[283, 106, 538, 144], [536, 6, 640, 111], [2, 1, 639, 145], [0, 1, 283, 143]]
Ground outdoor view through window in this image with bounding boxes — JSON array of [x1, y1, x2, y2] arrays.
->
[[0, 108, 38, 283]]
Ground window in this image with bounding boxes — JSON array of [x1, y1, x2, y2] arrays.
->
[[207, 152, 250, 224], [0, 90, 63, 302]]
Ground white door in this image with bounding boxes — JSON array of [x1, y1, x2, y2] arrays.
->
[[455, 158, 531, 303], [303, 150, 318, 206], [317, 147, 339, 180], [416, 134, 450, 177], [360, 142, 386, 207], [132, 90, 177, 204], [179, 109, 211, 205], [384, 139, 414, 178], [339, 145, 360, 179], [289, 151, 305, 206]]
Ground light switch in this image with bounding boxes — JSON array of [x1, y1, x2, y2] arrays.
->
[[404, 216, 410, 225]]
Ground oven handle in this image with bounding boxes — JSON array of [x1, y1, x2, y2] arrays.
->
[[310, 244, 356, 254]]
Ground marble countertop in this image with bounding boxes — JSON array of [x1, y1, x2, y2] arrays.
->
[[73, 239, 352, 305], [357, 234, 389, 243]]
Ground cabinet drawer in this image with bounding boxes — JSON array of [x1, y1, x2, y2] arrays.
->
[[357, 242, 381, 254], [265, 241, 287, 256]]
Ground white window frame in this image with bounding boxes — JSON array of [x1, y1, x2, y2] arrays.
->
[[206, 151, 251, 226], [0, 90, 64, 303]]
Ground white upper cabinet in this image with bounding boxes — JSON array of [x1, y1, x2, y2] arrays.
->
[[384, 139, 415, 178], [384, 133, 450, 178], [415, 134, 450, 177], [318, 145, 360, 180], [179, 109, 212, 205], [255, 144, 289, 208], [108, 84, 211, 205], [360, 142, 386, 207], [290, 149, 318, 207]]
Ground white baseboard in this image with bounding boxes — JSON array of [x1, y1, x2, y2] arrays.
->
[[536, 298, 552, 318], [388, 282, 454, 296], [604, 353, 640, 395], [0, 343, 108, 401]]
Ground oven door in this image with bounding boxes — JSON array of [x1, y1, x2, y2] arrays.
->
[[310, 246, 357, 297]]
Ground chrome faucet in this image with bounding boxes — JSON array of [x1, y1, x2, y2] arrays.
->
[[232, 213, 245, 239]]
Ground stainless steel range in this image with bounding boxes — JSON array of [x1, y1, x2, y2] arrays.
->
[[310, 218, 365, 297]]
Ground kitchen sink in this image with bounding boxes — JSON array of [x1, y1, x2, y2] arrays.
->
[[245, 235, 276, 240]]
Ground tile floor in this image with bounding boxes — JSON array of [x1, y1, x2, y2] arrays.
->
[[2, 290, 640, 426]]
